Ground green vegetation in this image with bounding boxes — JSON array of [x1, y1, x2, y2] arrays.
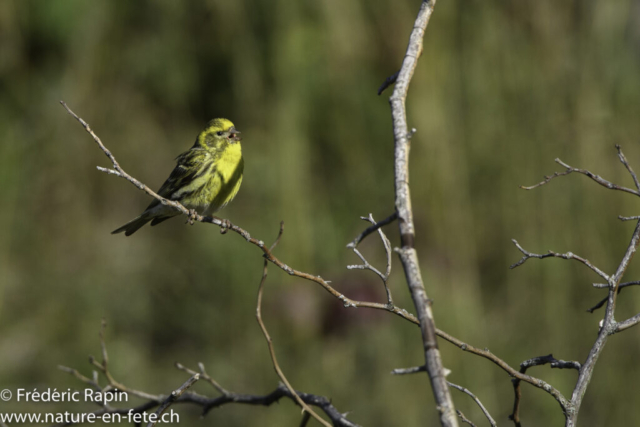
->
[[1, 1, 640, 425]]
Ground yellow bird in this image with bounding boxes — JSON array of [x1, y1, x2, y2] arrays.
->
[[112, 118, 243, 236]]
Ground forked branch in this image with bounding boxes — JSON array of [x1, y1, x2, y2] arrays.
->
[[513, 145, 640, 427], [55, 324, 359, 427], [509, 354, 580, 427], [447, 382, 496, 427], [510, 239, 610, 282], [521, 154, 640, 197], [347, 214, 394, 305]]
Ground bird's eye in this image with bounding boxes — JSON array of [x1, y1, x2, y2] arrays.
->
[[216, 131, 224, 136]]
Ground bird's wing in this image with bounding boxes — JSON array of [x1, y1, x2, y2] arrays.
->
[[144, 149, 212, 211]]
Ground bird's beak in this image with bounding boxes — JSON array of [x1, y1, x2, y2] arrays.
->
[[229, 127, 242, 142]]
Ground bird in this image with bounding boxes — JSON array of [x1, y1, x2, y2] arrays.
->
[[112, 118, 244, 236]]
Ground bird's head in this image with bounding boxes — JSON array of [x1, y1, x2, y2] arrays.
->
[[197, 118, 242, 150]]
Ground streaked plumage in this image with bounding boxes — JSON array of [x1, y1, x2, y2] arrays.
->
[[112, 118, 244, 236]]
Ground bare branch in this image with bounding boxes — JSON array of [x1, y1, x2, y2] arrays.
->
[[255, 224, 331, 427], [54, 333, 360, 427], [199, 383, 361, 427], [587, 281, 640, 313], [99, 320, 109, 372], [509, 239, 610, 282], [619, 215, 640, 221], [613, 312, 640, 333], [391, 365, 426, 375], [347, 214, 394, 305], [616, 145, 640, 191], [378, 71, 400, 95], [447, 382, 496, 427], [347, 212, 397, 248], [521, 155, 640, 197], [455, 410, 477, 427], [52, 381, 360, 427], [387, 0, 457, 424], [509, 354, 580, 427], [82, 321, 159, 402], [299, 412, 312, 427], [567, 219, 640, 426], [519, 355, 581, 371], [174, 362, 230, 396], [515, 147, 640, 426], [58, 366, 101, 391], [393, 335, 573, 422], [393, 368, 496, 427], [434, 329, 570, 415], [146, 374, 199, 427]]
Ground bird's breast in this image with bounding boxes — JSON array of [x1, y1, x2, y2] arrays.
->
[[216, 144, 243, 183]]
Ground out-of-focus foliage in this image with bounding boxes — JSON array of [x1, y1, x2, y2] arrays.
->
[[1, 0, 640, 425]]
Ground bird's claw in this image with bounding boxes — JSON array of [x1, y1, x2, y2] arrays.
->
[[220, 218, 231, 234], [187, 209, 198, 225]]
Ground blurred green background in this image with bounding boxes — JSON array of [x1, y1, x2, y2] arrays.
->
[[2, 0, 640, 425]]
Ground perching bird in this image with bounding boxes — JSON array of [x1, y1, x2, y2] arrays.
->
[[112, 118, 244, 236]]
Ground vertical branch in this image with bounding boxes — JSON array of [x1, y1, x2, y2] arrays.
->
[[387, 1, 458, 426], [516, 146, 640, 426], [567, 219, 640, 426]]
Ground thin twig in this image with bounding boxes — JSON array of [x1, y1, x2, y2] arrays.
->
[[521, 157, 640, 196], [146, 374, 199, 427], [435, 329, 570, 414], [394, 368, 495, 426], [455, 410, 477, 427], [255, 223, 331, 427], [393, 315, 572, 413], [587, 281, 640, 313], [299, 412, 312, 427], [509, 239, 610, 282], [510, 355, 581, 426], [347, 214, 394, 305], [519, 355, 581, 371], [447, 382, 496, 427], [619, 215, 640, 221], [378, 70, 400, 95], [84, 321, 158, 401], [57, 366, 101, 391], [613, 312, 640, 333], [391, 365, 426, 375], [347, 212, 397, 248], [616, 144, 640, 191], [174, 362, 230, 396]]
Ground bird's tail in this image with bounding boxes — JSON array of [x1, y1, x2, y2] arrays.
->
[[111, 215, 152, 236]]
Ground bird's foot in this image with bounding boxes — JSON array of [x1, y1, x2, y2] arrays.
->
[[220, 218, 231, 234], [187, 209, 198, 225]]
